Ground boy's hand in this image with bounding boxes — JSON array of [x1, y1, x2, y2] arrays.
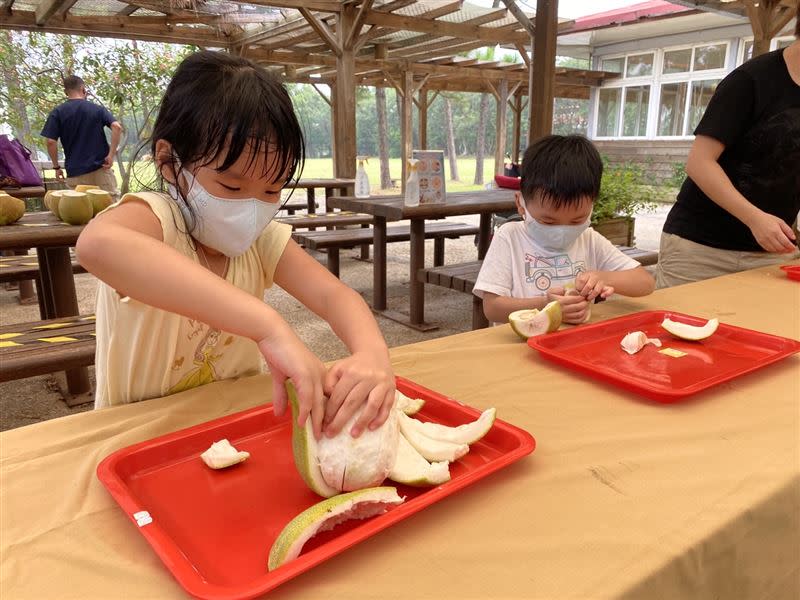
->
[[257, 327, 327, 440], [574, 271, 615, 301], [547, 287, 591, 324], [322, 352, 396, 438]]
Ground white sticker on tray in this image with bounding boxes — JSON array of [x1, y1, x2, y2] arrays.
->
[[133, 510, 153, 527]]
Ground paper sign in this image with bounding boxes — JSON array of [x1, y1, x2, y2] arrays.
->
[[412, 149, 446, 204]]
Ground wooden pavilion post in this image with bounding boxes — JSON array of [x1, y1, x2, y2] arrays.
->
[[332, 4, 357, 181], [400, 68, 414, 194], [494, 79, 509, 176], [512, 90, 523, 163], [418, 87, 428, 150], [745, 0, 796, 57], [529, 0, 558, 143]]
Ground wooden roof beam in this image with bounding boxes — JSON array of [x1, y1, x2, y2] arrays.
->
[[231, 0, 342, 12], [35, 0, 78, 25], [361, 9, 530, 43], [299, 7, 341, 56], [344, 0, 374, 50], [499, 0, 535, 36]]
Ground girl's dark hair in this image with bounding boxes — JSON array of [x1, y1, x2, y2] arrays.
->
[[142, 50, 304, 228], [520, 134, 602, 208]]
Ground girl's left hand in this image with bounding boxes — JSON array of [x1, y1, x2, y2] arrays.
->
[[322, 352, 396, 438]]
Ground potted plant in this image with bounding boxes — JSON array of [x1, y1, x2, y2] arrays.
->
[[592, 160, 657, 246]]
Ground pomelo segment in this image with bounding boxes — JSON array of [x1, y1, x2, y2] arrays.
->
[[286, 382, 339, 498], [399, 408, 496, 445], [396, 391, 425, 415], [316, 405, 399, 492], [397, 412, 469, 462], [268, 486, 404, 571], [661, 317, 718, 341], [388, 434, 451, 486], [508, 301, 562, 339], [620, 331, 662, 355], [200, 438, 250, 469]]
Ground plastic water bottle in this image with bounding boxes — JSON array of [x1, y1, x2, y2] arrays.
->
[[404, 158, 420, 207], [355, 156, 370, 198]]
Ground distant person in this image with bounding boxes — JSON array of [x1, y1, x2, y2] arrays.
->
[[656, 10, 800, 287], [40, 75, 123, 198], [474, 135, 655, 325]]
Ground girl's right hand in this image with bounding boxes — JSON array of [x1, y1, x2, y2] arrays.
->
[[547, 287, 590, 324], [257, 327, 327, 440]]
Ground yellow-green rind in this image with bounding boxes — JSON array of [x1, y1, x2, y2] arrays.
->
[[267, 486, 404, 570]]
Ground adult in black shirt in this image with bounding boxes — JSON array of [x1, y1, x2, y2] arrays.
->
[[656, 19, 800, 288], [41, 75, 123, 198]]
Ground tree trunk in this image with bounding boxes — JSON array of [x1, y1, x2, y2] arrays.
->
[[444, 96, 459, 181], [375, 86, 392, 189], [473, 93, 488, 185], [1, 32, 33, 150]]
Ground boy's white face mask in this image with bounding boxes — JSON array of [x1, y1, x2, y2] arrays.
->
[[522, 204, 590, 252], [170, 169, 280, 257]]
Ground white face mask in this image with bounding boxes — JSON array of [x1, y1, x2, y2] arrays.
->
[[523, 204, 590, 252], [170, 169, 280, 257]]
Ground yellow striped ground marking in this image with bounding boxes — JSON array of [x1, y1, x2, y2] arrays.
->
[[37, 336, 79, 343], [0, 333, 23, 340], [33, 323, 70, 329], [0, 341, 22, 348]]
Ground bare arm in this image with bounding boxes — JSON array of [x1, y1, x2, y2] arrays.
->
[[686, 135, 796, 253], [45, 138, 64, 181], [104, 122, 123, 169], [77, 199, 328, 437], [482, 292, 550, 323], [592, 267, 654, 297]]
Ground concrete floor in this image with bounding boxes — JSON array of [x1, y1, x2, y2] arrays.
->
[[0, 204, 670, 431]]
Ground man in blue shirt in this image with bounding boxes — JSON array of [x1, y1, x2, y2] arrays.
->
[[41, 75, 123, 198]]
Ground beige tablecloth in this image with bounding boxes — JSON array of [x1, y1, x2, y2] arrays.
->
[[2, 264, 799, 599]]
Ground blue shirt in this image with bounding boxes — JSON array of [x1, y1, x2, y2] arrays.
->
[[40, 99, 116, 178]]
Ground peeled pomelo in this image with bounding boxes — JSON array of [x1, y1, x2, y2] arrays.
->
[[396, 391, 425, 415], [316, 403, 399, 492], [200, 438, 249, 469], [388, 434, 451, 487], [399, 408, 495, 446], [508, 300, 562, 339], [268, 486, 404, 571], [287, 383, 339, 498], [661, 317, 718, 341], [397, 412, 469, 462], [620, 331, 662, 355]]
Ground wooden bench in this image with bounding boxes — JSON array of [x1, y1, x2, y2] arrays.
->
[[277, 211, 373, 231], [0, 314, 96, 383], [293, 221, 480, 277], [280, 200, 318, 215], [0, 252, 85, 283], [418, 246, 660, 331]]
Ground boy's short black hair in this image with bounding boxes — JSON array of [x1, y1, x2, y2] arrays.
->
[[63, 75, 85, 93], [520, 134, 602, 208]]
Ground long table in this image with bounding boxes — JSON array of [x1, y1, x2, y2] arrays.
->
[[1, 263, 799, 599], [327, 190, 516, 330]]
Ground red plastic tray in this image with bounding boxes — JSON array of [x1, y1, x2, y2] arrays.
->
[[96, 377, 535, 600], [780, 265, 800, 281], [527, 310, 800, 403]]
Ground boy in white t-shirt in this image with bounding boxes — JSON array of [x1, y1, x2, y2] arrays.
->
[[474, 135, 655, 324]]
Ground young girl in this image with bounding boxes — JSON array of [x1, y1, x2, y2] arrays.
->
[[76, 50, 395, 440]]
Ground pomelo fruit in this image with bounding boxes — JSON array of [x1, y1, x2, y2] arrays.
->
[[57, 191, 93, 225], [396, 391, 424, 415], [399, 408, 495, 446], [200, 438, 249, 469], [620, 331, 662, 355], [73, 184, 97, 193], [397, 412, 469, 462], [388, 434, 450, 486], [661, 317, 718, 341], [508, 300, 562, 339], [0, 194, 25, 225], [85, 188, 113, 215], [267, 486, 404, 570]]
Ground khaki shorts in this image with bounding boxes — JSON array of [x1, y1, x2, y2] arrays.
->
[[655, 232, 800, 289], [67, 167, 119, 199]]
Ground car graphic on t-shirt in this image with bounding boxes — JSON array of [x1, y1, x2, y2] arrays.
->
[[524, 253, 586, 291]]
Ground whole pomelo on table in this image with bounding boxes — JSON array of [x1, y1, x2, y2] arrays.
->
[[48, 190, 67, 219], [73, 184, 98, 193], [267, 486, 404, 571], [85, 188, 113, 215], [508, 300, 562, 340], [57, 191, 93, 225], [0, 194, 25, 225]]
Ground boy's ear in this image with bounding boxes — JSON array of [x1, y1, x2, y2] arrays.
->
[[515, 192, 526, 218], [154, 139, 177, 185]]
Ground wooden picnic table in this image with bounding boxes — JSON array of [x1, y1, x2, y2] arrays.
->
[[0, 185, 46, 199], [289, 178, 355, 214], [327, 189, 516, 330], [0, 211, 89, 394], [1, 263, 798, 600]]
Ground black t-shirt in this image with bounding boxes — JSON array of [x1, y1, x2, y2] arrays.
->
[[663, 49, 800, 251], [40, 99, 116, 178]]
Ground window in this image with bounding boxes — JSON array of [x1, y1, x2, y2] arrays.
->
[[663, 48, 691, 74], [688, 79, 718, 131], [776, 38, 793, 50], [597, 88, 621, 137], [622, 86, 650, 136], [601, 57, 624, 73], [658, 82, 688, 136], [693, 43, 726, 70], [626, 53, 654, 77], [742, 40, 754, 63]]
